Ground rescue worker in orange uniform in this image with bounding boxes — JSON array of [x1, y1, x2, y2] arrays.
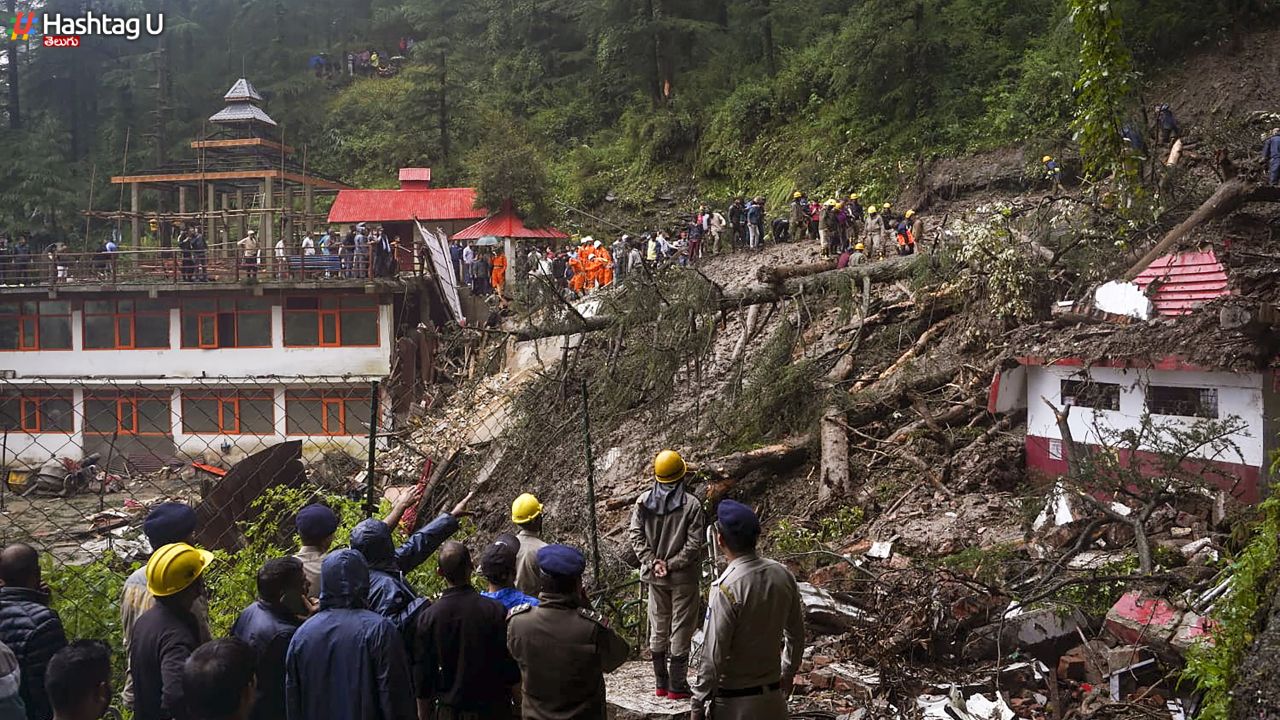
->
[[594, 241, 615, 287], [491, 251, 508, 296], [568, 252, 585, 294]]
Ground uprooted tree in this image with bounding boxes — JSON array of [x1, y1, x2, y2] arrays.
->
[[1046, 398, 1247, 574]]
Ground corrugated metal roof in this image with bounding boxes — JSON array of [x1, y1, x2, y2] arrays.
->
[[209, 104, 277, 126], [224, 78, 264, 103], [327, 188, 485, 223], [1133, 249, 1230, 316], [452, 205, 569, 240]]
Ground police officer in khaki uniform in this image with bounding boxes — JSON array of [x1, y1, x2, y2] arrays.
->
[[627, 449, 705, 699], [690, 500, 804, 720], [507, 544, 629, 720], [511, 493, 548, 597]]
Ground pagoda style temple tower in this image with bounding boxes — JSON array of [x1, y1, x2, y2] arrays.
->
[[104, 78, 346, 249]]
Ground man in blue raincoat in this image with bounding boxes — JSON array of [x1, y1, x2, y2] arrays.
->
[[284, 550, 415, 720], [348, 491, 474, 637]]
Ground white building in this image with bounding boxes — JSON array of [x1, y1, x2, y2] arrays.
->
[[991, 357, 1276, 503], [0, 280, 417, 470]]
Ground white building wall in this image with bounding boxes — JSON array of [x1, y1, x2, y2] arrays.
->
[[0, 304, 394, 379], [1026, 365, 1265, 467]]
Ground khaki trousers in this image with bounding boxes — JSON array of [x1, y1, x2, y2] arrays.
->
[[648, 581, 700, 656]]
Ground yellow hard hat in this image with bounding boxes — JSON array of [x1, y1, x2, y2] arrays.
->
[[511, 493, 543, 524], [882, 202, 892, 209], [793, 191, 803, 199], [1042, 155, 1053, 163], [824, 199, 837, 207], [146, 543, 214, 597], [905, 210, 916, 218], [850, 194, 859, 200], [855, 243, 865, 251], [654, 449, 687, 484], [835, 202, 845, 210], [867, 205, 877, 213]]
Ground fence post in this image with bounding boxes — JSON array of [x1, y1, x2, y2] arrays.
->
[[0, 428, 6, 512], [364, 380, 380, 517], [580, 378, 600, 582]]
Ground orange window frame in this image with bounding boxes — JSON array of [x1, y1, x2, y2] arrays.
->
[[83, 301, 169, 350], [85, 394, 169, 436], [284, 297, 379, 348], [182, 299, 272, 349], [286, 391, 368, 436], [183, 393, 274, 435], [18, 395, 72, 434], [18, 316, 38, 350]]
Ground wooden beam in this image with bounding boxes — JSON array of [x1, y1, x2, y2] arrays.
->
[[110, 169, 348, 190], [190, 137, 296, 155]]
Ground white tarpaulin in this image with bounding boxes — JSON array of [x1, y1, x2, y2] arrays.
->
[[415, 220, 465, 326]]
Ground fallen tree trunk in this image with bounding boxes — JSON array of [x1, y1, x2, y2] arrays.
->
[[1123, 178, 1280, 280], [508, 254, 926, 340], [851, 315, 955, 393], [757, 259, 837, 284], [699, 435, 813, 500]]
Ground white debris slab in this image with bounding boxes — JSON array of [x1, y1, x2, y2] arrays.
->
[[605, 660, 689, 719]]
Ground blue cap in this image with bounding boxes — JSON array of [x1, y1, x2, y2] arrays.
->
[[536, 544, 586, 579], [716, 499, 760, 542], [142, 503, 198, 547], [295, 504, 340, 541]]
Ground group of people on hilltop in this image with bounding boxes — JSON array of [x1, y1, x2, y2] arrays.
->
[[0, 448, 804, 720]]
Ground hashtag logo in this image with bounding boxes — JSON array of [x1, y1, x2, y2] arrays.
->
[[9, 12, 36, 40]]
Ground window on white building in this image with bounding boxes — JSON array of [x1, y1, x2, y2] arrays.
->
[[84, 393, 172, 435], [1146, 385, 1219, 419], [180, 298, 272, 348], [283, 296, 379, 347], [0, 301, 72, 351], [285, 389, 371, 436], [1060, 379, 1120, 411], [84, 299, 170, 349], [0, 393, 74, 433], [181, 391, 275, 435]]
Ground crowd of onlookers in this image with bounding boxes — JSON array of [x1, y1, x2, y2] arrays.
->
[[0, 488, 560, 720]]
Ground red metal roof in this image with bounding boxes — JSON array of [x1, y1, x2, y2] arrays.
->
[[327, 188, 485, 223], [1132, 249, 1229, 316], [452, 205, 569, 241]]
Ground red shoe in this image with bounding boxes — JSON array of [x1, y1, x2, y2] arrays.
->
[[665, 689, 692, 701], [655, 688, 668, 698]]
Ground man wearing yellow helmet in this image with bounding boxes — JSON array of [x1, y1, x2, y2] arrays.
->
[[628, 450, 705, 700], [1042, 155, 1062, 191], [847, 194, 865, 249], [131, 542, 214, 720], [511, 493, 549, 596]]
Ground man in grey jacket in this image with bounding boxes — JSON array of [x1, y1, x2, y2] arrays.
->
[[628, 449, 705, 700]]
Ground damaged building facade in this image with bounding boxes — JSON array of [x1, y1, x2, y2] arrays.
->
[[992, 248, 1280, 503]]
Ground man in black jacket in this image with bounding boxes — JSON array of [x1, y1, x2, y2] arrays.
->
[[0, 543, 68, 720], [231, 558, 307, 720], [130, 543, 214, 720], [413, 541, 519, 720]]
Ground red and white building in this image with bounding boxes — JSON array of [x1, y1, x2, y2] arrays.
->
[[990, 248, 1279, 503]]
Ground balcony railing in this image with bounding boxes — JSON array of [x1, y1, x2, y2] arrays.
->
[[0, 244, 424, 288]]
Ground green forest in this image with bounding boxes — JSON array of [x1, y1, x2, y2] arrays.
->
[[0, 0, 1273, 239]]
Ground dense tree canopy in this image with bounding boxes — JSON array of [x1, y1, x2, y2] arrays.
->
[[1, 0, 1275, 239]]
